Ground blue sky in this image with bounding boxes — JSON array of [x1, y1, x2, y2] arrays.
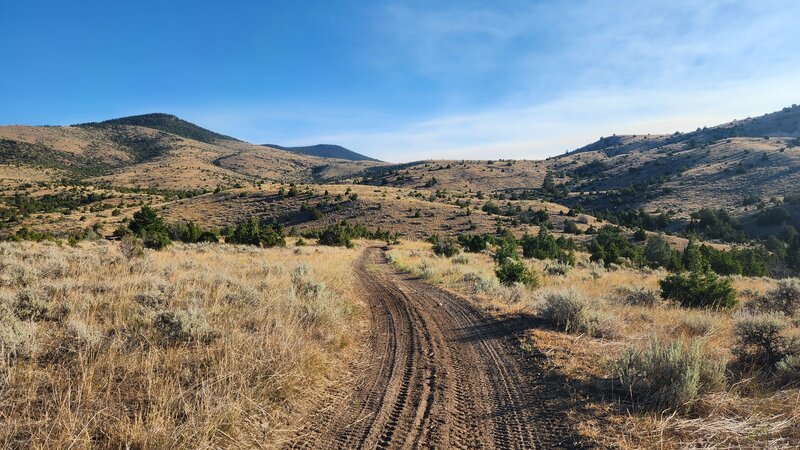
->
[[1, 0, 799, 162]]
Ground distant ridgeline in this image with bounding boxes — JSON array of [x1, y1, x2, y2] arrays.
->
[[264, 143, 380, 162]]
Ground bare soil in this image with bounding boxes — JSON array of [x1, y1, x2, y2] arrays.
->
[[282, 247, 586, 449]]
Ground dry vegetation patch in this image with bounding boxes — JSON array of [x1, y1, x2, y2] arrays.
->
[[0, 240, 361, 448], [386, 240, 800, 448]]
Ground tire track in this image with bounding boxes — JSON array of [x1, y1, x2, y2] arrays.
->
[[283, 246, 585, 449]]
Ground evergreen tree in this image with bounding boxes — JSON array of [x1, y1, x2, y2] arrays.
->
[[682, 236, 708, 272]]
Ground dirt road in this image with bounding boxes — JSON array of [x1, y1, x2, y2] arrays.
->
[[284, 246, 584, 449]]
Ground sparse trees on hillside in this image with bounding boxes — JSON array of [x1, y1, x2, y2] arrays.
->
[[520, 227, 575, 265], [588, 226, 643, 267]]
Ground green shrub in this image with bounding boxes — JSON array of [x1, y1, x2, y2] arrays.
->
[[167, 220, 202, 242], [11, 227, 56, 242], [128, 206, 171, 249], [699, 245, 767, 277], [129, 206, 167, 235], [495, 258, 538, 287], [196, 231, 219, 243], [482, 201, 501, 215], [688, 208, 746, 242], [318, 223, 354, 248], [227, 217, 285, 247], [660, 270, 737, 309], [785, 192, 800, 204], [492, 231, 519, 262], [563, 220, 581, 234], [458, 234, 490, 253], [521, 227, 575, 265], [315, 221, 397, 247], [141, 230, 172, 250], [681, 237, 708, 272], [612, 338, 726, 411], [757, 207, 791, 226], [309, 208, 323, 220], [588, 226, 643, 267]]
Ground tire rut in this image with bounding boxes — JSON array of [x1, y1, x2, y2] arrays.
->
[[283, 246, 585, 449]]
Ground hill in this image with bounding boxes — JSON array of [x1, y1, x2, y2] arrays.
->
[[0, 115, 385, 185], [2, 105, 798, 250], [78, 113, 239, 144], [264, 143, 380, 162], [548, 105, 800, 226], [0, 124, 178, 177]]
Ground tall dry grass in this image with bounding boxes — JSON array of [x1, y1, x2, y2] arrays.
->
[[0, 240, 360, 449]]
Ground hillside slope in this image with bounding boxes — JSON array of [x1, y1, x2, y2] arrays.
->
[[2, 106, 798, 245], [78, 113, 239, 144], [0, 124, 178, 177], [0, 115, 385, 186], [551, 105, 800, 220]]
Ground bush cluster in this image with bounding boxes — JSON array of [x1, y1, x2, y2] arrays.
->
[[688, 208, 746, 242], [123, 206, 171, 250], [495, 258, 538, 287], [430, 235, 460, 257], [458, 234, 490, 253], [226, 217, 285, 247], [168, 221, 219, 243], [732, 314, 799, 374], [757, 279, 800, 316], [588, 226, 643, 267], [520, 227, 576, 265], [612, 338, 726, 411], [539, 289, 614, 338], [659, 270, 737, 309]]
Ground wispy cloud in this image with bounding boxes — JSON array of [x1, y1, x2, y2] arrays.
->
[[192, 0, 800, 162], [287, 73, 800, 162]]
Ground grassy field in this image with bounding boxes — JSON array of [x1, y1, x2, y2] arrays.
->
[[386, 240, 800, 448], [0, 239, 362, 449]]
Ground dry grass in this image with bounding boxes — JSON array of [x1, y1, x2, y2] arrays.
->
[[0, 240, 361, 449], [386, 240, 800, 449]]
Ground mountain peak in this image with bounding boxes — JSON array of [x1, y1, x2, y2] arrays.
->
[[77, 113, 239, 144]]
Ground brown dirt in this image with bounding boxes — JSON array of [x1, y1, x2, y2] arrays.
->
[[281, 246, 586, 449]]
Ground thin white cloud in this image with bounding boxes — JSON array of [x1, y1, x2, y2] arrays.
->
[[291, 72, 800, 162], [191, 1, 800, 162]]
